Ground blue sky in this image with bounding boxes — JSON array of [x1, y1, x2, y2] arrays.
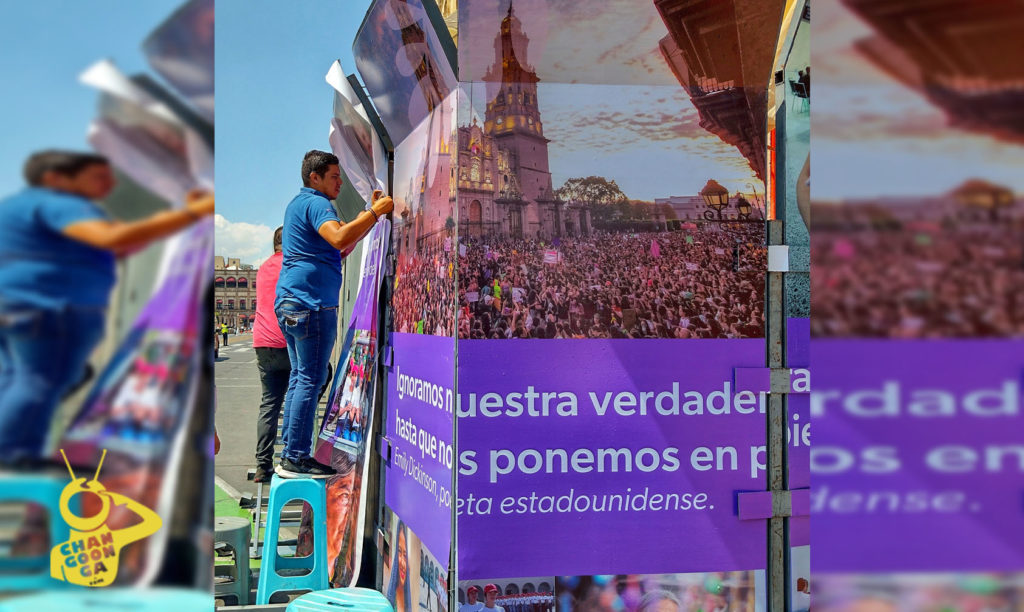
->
[[215, 0, 373, 265], [0, 0, 183, 196]]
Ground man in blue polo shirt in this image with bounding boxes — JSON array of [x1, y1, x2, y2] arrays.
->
[[0, 150, 214, 466], [274, 150, 392, 478]]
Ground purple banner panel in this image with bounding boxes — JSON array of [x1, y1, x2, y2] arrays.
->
[[813, 339, 1024, 572], [458, 339, 770, 579], [788, 318, 811, 548], [788, 317, 810, 367], [789, 391, 811, 548], [384, 332, 455, 568]]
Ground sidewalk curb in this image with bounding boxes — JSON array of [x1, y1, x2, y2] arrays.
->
[[215, 474, 244, 502]]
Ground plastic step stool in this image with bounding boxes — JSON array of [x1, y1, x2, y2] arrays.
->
[[214, 515, 252, 605], [256, 474, 329, 604], [0, 474, 79, 592]]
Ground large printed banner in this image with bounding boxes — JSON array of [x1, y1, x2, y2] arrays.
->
[[353, 0, 456, 146], [325, 60, 387, 203], [60, 223, 211, 585], [142, 0, 214, 122], [384, 333, 454, 569], [302, 219, 391, 587], [812, 339, 1024, 572], [457, 339, 771, 579]]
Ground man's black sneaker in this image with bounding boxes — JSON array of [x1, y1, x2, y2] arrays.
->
[[275, 457, 336, 479], [253, 465, 273, 483]]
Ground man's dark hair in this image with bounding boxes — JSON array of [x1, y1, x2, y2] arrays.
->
[[301, 150, 339, 187], [273, 226, 284, 251], [23, 150, 110, 186]]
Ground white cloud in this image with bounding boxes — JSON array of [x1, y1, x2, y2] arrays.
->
[[214, 214, 274, 268]]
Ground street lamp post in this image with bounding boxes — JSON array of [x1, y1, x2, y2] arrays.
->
[[735, 195, 753, 220], [700, 179, 731, 221], [746, 182, 765, 218]]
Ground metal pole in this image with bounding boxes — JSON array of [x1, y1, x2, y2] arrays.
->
[[766, 219, 789, 612]]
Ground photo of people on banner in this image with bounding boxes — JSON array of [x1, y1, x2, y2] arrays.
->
[[458, 578, 554, 612], [321, 333, 374, 451], [70, 329, 194, 451], [390, 88, 459, 339], [556, 573, 761, 612], [384, 9, 770, 342], [456, 227, 765, 340], [380, 509, 448, 612]]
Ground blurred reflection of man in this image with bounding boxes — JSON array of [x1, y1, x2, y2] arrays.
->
[[0, 150, 214, 466]]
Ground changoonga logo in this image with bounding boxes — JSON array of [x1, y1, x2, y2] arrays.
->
[[50, 450, 162, 587]]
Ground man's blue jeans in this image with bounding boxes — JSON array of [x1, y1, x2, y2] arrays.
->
[[276, 299, 337, 462], [0, 303, 106, 461]]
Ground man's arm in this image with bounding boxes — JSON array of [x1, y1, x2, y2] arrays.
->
[[317, 190, 393, 252], [62, 190, 214, 252]]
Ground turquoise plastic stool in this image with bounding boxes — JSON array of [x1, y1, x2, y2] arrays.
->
[[214, 515, 252, 605], [256, 474, 329, 604], [0, 474, 79, 592], [0, 587, 210, 611], [286, 587, 395, 612]]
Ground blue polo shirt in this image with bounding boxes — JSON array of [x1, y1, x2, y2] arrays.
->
[[0, 187, 115, 310], [275, 187, 343, 310]]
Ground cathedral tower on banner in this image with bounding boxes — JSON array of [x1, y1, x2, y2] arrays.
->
[[456, 3, 589, 240]]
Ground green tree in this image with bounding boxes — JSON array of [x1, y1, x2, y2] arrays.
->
[[555, 176, 629, 223]]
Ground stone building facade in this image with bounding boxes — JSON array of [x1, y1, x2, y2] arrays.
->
[[455, 5, 590, 240], [213, 256, 257, 330]]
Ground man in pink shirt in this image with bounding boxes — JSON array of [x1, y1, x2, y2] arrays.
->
[[253, 226, 289, 482]]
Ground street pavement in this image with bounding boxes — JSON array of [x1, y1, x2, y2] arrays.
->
[[214, 333, 261, 499]]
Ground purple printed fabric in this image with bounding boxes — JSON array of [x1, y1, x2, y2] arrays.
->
[[813, 339, 1024, 572], [384, 332, 455, 567], [457, 338, 771, 578]]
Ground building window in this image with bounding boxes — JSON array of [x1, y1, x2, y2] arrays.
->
[[252, 300, 256, 312], [215, 299, 223, 310], [226, 277, 237, 289], [227, 299, 234, 310], [215, 277, 225, 288], [240, 299, 246, 310], [238, 277, 248, 288]]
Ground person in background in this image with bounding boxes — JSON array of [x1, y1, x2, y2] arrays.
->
[[461, 586, 484, 612], [273, 150, 392, 478], [484, 584, 506, 612], [0, 150, 214, 466], [221, 321, 229, 345], [252, 226, 288, 482]]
